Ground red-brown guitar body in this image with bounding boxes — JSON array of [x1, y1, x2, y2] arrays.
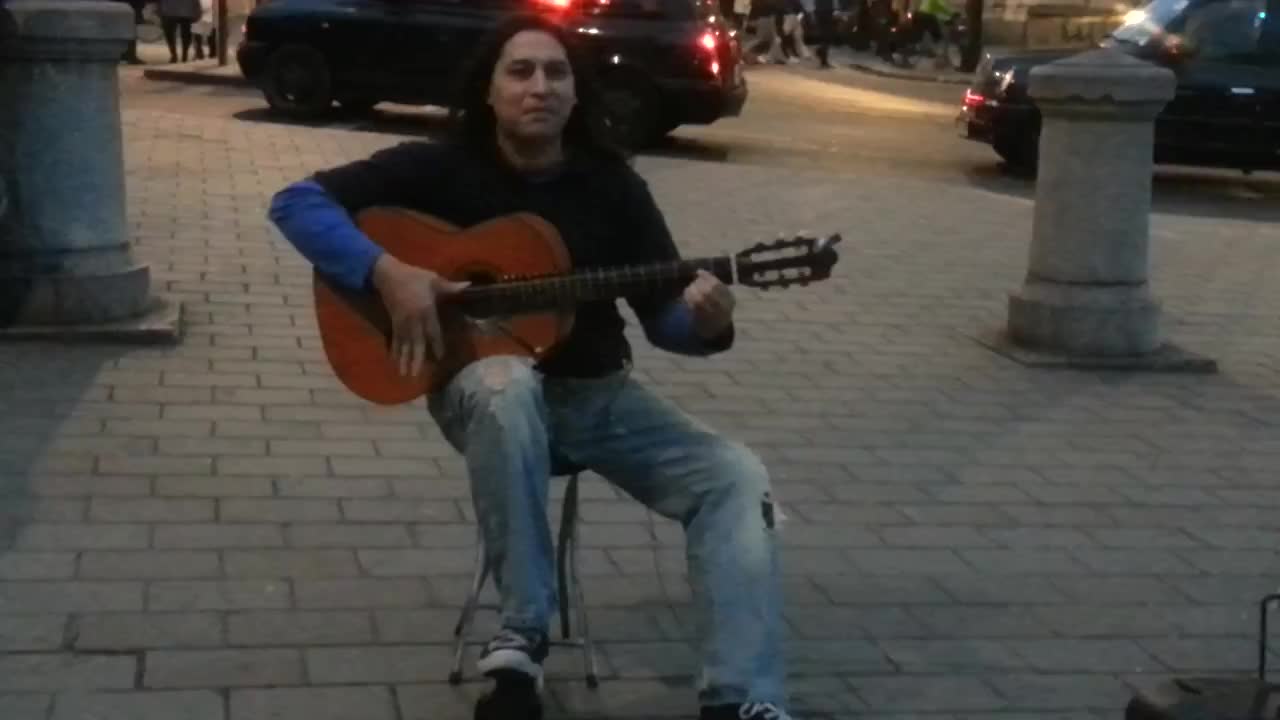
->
[[314, 207, 574, 405], [312, 206, 841, 406]]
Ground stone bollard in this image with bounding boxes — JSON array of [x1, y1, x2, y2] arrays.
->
[[983, 47, 1214, 372], [0, 0, 181, 342]]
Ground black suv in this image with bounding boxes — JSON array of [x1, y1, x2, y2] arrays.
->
[[236, 0, 747, 146], [957, 0, 1280, 173]]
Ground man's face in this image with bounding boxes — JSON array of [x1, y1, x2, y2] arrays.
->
[[488, 30, 577, 144]]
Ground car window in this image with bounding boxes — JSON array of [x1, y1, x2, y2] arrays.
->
[[575, 0, 696, 19], [400, 0, 522, 7], [1172, 0, 1267, 58], [1109, 0, 1192, 45]]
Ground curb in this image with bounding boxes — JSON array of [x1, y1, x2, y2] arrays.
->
[[142, 66, 250, 88], [847, 61, 972, 85]]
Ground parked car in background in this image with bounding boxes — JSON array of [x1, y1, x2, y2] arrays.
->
[[957, 0, 1280, 173], [236, 0, 748, 147]]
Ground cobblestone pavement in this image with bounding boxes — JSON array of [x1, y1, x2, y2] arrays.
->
[[1, 109, 1279, 720]]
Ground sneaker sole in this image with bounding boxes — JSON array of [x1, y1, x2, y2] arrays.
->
[[478, 653, 544, 689]]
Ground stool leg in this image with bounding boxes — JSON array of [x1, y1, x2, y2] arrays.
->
[[450, 526, 490, 684], [562, 482, 599, 689], [556, 475, 578, 641]]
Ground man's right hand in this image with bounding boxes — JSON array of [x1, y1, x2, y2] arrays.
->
[[370, 254, 469, 378]]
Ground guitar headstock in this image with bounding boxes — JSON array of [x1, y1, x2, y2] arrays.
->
[[734, 233, 842, 290]]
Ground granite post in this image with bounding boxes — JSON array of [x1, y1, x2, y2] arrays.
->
[[0, 0, 181, 342], [989, 47, 1214, 371]]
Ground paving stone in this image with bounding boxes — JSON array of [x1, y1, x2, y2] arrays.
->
[[1137, 638, 1260, 672], [0, 614, 66, 651], [788, 640, 897, 674], [396, 682, 515, 720], [1004, 638, 1165, 673], [0, 694, 52, 720], [550, 678, 695, 718], [601, 642, 699, 678], [0, 582, 143, 614], [877, 639, 1025, 673], [223, 550, 359, 578], [275, 477, 391, 498], [79, 551, 221, 580], [147, 580, 291, 611], [340, 499, 463, 523], [156, 476, 275, 497], [219, 499, 341, 523], [230, 686, 397, 720], [51, 690, 225, 720], [957, 549, 1087, 575], [293, 578, 431, 609], [356, 549, 476, 576], [15, 524, 150, 550], [812, 576, 951, 605], [304, 645, 454, 684], [1030, 605, 1178, 637], [0, 552, 77, 580], [227, 610, 373, 646], [74, 612, 224, 650], [935, 576, 1068, 604], [154, 524, 286, 549], [850, 676, 1007, 711], [0, 653, 136, 691], [908, 607, 1055, 639], [145, 648, 304, 688], [285, 524, 413, 547], [983, 674, 1133, 711]]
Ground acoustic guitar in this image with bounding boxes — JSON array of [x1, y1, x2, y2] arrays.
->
[[313, 206, 841, 405]]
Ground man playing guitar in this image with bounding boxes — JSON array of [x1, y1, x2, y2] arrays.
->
[[268, 13, 795, 720]]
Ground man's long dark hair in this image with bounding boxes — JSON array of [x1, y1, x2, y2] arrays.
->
[[448, 12, 627, 164]]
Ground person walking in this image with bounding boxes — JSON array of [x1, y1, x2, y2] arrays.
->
[[158, 0, 202, 63], [813, 0, 835, 68]]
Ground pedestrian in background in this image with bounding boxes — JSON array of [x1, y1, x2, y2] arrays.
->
[[191, 0, 217, 60], [747, 0, 786, 64], [158, 0, 202, 63], [813, 0, 835, 68]]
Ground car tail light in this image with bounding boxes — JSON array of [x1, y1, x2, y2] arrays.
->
[[963, 89, 985, 108], [697, 30, 721, 76]]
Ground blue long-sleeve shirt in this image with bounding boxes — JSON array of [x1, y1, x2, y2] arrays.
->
[[268, 177, 731, 359]]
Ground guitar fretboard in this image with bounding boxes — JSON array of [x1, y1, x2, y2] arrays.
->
[[452, 256, 735, 314]]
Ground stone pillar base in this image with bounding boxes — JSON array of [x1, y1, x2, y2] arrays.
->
[[1007, 277, 1160, 356], [0, 297, 183, 345], [0, 0, 182, 346]]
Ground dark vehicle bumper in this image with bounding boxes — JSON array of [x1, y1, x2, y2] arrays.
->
[[236, 40, 271, 84], [665, 71, 747, 124], [956, 91, 1035, 145]]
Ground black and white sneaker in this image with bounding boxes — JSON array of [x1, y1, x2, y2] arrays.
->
[[476, 628, 549, 684], [700, 702, 794, 720]]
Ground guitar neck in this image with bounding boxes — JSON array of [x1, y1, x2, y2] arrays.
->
[[449, 255, 736, 315]]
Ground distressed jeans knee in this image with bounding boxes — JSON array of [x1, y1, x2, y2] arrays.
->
[[684, 441, 786, 708], [428, 355, 557, 635]]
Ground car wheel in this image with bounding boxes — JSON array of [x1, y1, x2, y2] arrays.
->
[[600, 74, 661, 150], [262, 45, 334, 118]]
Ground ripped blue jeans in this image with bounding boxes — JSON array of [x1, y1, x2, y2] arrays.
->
[[427, 355, 787, 709]]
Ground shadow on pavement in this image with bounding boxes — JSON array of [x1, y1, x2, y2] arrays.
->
[[0, 343, 124, 550], [231, 106, 736, 164], [961, 163, 1280, 224]]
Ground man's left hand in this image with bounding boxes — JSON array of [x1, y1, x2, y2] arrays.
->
[[683, 269, 735, 339]]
